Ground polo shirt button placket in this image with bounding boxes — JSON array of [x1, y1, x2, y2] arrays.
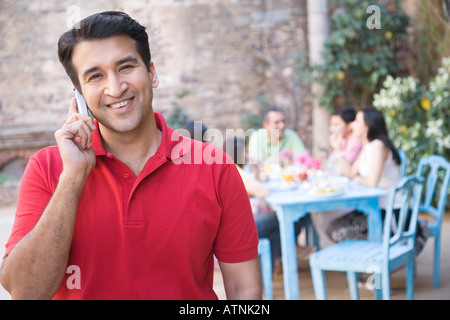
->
[[124, 173, 130, 179]]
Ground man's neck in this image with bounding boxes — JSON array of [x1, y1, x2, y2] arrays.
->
[[99, 118, 162, 176], [266, 129, 282, 145]]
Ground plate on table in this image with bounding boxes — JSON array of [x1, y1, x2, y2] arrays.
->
[[309, 187, 346, 198], [267, 180, 298, 191]]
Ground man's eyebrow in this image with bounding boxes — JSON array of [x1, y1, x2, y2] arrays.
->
[[116, 56, 139, 66], [82, 66, 100, 80]]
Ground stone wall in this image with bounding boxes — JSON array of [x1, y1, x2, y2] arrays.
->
[[0, 0, 311, 205], [0, 0, 311, 141]]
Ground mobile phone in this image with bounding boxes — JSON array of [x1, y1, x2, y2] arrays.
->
[[74, 89, 89, 116]]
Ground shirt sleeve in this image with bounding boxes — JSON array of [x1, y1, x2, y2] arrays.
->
[[345, 135, 363, 164], [3, 152, 56, 258], [285, 129, 306, 157], [213, 159, 259, 263]]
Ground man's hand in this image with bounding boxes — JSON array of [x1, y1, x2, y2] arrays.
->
[[55, 97, 96, 181], [329, 133, 343, 152]]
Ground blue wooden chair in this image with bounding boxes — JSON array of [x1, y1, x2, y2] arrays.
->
[[415, 155, 450, 288], [398, 149, 408, 178], [258, 238, 273, 299], [309, 175, 424, 300]]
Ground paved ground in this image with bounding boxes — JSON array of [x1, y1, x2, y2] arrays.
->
[[0, 204, 449, 300]]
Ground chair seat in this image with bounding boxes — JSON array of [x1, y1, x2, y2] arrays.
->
[[310, 239, 413, 273]]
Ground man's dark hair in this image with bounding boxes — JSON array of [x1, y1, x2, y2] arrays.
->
[[332, 107, 357, 124], [262, 106, 285, 122], [58, 11, 151, 92]]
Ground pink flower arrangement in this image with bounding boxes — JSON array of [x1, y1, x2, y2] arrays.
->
[[280, 150, 322, 170], [295, 151, 322, 170], [280, 150, 294, 160]]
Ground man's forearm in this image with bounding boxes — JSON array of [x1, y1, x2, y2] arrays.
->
[[0, 172, 86, 299]]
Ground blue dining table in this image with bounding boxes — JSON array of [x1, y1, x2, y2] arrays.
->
[[265, 180, 387, 300]]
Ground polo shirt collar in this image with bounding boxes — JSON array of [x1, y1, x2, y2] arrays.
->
[[91, 112, 188, 161], [264, 128, 283, 146]]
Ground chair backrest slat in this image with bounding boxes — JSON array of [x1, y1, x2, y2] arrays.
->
[[383, 175, 424, 255], [416, 155, 450, 223], [398, 149, 408, 178]]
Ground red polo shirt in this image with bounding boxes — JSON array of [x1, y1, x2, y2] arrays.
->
[[4, 112, 258, 299]]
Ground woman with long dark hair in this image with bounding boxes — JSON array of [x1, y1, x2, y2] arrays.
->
[[351, 107, 401, 194], [328, 108, 428, 256]]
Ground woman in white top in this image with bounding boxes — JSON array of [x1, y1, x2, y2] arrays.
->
[[350, 108, 402, 208], [327, 108, 402, 242], [328, 108, 428, 255]]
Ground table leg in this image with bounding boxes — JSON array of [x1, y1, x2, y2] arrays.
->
[[275, 208, 303, 300], [364, 199, 382, 242]]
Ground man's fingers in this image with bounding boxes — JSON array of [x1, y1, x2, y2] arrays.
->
[[75, 120, 92, 149], [68, 97, 78, 117], [66, 98, 96, 131], [68, 113, 96, 132], [57, 119, 93, 150]]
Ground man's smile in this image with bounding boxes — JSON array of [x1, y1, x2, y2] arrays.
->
[[107, 97, 133, 109]]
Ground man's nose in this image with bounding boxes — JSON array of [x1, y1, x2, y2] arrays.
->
[[104, 74, 128, 97]]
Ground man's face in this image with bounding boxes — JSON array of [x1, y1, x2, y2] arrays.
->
[[71, 34, 159, 134], [329, 115, 348, 137], [263, 111, 286, 141]]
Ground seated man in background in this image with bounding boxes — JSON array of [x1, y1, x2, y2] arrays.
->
[[247, 106, 308, 258], [327, 108, 363, 175], [248, 106, 306, 165]]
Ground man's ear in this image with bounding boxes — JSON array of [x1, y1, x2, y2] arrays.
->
[[149, 61, 159, 88]]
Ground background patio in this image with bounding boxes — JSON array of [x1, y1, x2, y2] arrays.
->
[[213, 211, 450, 300], [0, 0, 448, 300]]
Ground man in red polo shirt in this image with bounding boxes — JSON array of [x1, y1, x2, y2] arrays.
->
[[0, 11, 261, 300]]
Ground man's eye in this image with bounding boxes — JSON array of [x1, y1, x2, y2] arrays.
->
[[120, 65, 134, 71], [88, 74, 102, 81]]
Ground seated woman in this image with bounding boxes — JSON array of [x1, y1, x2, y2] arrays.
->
[[327, 108, 428, 256], [311, 108, 362, 248], [328, 108, 363, 174], [350, 108, 401, 196]]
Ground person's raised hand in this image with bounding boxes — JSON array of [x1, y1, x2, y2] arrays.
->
[[329, 133, 343, 152], [54, 97, 96, 181]]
